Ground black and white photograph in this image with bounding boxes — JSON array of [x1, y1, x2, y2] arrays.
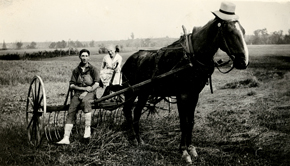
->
[[0, 0, 289, 165]]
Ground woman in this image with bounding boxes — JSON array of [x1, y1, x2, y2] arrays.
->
[[57, 49, 100, 144], [100, 45, 122, 86]]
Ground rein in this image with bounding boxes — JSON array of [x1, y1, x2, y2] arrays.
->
[[215, 61, 234, 74]]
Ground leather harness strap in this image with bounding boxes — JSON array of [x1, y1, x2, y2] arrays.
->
[[181, 26, 214, 94]]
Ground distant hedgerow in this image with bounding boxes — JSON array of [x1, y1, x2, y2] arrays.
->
[[0, 53, 21, 60], [0, 49, 78, 60]]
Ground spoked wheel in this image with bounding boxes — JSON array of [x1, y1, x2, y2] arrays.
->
[[26, 75, 47, 147], [142, 96, 176, 119]]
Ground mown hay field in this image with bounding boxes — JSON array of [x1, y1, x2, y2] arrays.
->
[[0, 45, 290, 165]]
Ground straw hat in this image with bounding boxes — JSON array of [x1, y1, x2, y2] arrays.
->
[[212, 2, 239, 21]]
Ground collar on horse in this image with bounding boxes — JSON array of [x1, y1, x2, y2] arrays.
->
[[180, 25, 215, 94]]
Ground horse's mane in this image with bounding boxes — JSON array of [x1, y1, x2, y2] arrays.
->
[[192, 27, 202, 35], [192, 18, 216, 35], [162, 18, 218, 50]]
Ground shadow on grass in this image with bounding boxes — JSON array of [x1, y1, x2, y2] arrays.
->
[[0, 124, 55, 165]]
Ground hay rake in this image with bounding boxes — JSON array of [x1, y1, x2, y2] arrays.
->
[[25, 75, 173, 147]]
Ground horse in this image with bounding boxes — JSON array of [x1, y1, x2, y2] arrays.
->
[[120, 16, 249, 164]]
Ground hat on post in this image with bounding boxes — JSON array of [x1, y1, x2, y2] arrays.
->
[[212, 2, 239, 21]]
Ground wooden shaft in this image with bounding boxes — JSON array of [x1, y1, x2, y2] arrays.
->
[[92, 64, 192, 103]]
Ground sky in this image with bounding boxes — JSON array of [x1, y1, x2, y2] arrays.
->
[[0, 0, 289, 43]]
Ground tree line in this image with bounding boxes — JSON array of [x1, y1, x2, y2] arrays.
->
[[247, 29, 290, 45], [2, 28, 290, 52], [5, 41, 38, 50]]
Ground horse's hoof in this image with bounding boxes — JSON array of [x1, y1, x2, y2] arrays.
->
[[182, 150, 192, 164], [188, 145, 198, 158]]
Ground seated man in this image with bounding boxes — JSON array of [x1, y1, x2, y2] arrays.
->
[[57, 49, 100, 144]]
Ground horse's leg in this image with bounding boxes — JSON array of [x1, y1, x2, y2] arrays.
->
[[186, 94, 199, 159], [122, 93, 138, 145], [176, 93, 199, 164], [176, 93, 192, 164], [132, 94, 149, 145]]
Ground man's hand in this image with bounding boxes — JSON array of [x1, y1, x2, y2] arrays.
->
[[79, 91, 88, 100], [84, 86, 93, 92]]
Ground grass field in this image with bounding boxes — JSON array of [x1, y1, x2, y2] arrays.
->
[[0, 45, 290, 165]]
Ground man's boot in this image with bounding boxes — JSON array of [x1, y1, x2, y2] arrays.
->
[[84, 112, 91, 138], [57, 124, 73, 144]]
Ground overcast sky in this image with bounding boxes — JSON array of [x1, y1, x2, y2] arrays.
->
[[0, 0, 289, 43]]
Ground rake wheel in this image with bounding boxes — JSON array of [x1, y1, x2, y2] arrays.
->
[[26, 75, 47, 147], [142, 96, 176, 119]]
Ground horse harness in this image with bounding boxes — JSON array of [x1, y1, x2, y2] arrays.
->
[[151, 21, 238, 94], [123, 22, 237, 95]]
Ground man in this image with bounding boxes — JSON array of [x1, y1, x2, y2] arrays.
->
[[57, 49, 100, 144]]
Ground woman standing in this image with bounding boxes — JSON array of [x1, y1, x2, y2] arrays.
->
[[100, 45, 122, 86], [57, 49, 100, 144]]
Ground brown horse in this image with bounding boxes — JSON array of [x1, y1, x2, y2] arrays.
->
[[121, 16, 249, 163]]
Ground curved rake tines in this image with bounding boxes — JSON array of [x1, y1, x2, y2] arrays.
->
[[54, 110, 66, 141], [44, 112, 53, 142], [46, 108, 83, 142], [111, 94, 124, 125], [113, 107, 123, 125], [92, 94, 125, 127], [43, 110, 66, 143], [26, 75, 47, 147], [93, 107, 123, 127]]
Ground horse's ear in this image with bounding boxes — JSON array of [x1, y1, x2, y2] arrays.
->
[[212, 12, 223, 21], [212, 14, 225, 23], [192, 27, 197, 34]]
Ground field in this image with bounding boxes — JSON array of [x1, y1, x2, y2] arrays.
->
[[0, 45, 290, 165]]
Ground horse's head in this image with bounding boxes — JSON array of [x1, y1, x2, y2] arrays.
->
[[216, 18, 249, 69]]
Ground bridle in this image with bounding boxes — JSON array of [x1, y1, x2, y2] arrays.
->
[[178, 20, 243, 92], [180, 20, 238, 73], [215, 20, 237, 74]]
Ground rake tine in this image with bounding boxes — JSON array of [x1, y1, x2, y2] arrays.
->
[[55, 111, 62, 141], [46, 113, 53, 142]]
